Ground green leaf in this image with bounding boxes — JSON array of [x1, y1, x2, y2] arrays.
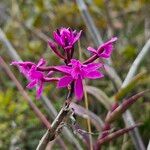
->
[[115, 71, 148, 101]]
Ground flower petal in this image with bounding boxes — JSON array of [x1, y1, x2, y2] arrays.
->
[[47, 71, 54, 76], [87, 47, 97, 54], [36, 82, 43, 99], [108, 37, 118, 43], [29, 67, 43, 80], [37, 58, 46, 67], [98, 44, 113, 58], [100, 37, 117, 49], [26, 80, 37, 89], [85, 63, 102, 72], [48, 40, 57, 51], [57, 76, 73, 88], [55, 66, 71, 74], [72, 30, 82, 44], [100, 52, 112, 58], [53, 31, 63, 46], [74, 76, 83, 100], [86, 71, 104, 79]]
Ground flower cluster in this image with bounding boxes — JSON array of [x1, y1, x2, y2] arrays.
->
[[11, 27, 117, 100]]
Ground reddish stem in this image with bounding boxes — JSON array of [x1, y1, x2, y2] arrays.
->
[[43, 77, 60, 82], [48, 41, 66, 59], [95, 124, 141, 150], [37, 66, 59, 72], [83, 54, 98, 64]]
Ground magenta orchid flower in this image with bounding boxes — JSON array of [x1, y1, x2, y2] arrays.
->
[[87, 37, 117, 58], [53, 27, 82, 50], [56, 59, 104, 100], [11, 58, 55, 99], [48, 28, 82, 60]]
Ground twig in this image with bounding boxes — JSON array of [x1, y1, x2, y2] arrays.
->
[[36, 86, 73, 150], [36, 105, 71, 150], [36, 129, 52, 150], [41, 96, 83, 150]]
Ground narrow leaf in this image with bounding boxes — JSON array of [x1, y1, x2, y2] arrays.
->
[[95, 124, 141, 149], [115, 71, 147, 101], [105, 90, 149, 124], [70, 102, 104, 131]]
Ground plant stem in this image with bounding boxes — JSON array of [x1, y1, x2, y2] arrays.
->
[[84, 82, 93, 150], [78, 40, 93, 149], [95, 124, 141, 149], [36, 84, 74, 150]]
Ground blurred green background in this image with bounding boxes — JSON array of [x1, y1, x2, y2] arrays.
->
[[0, 0, 150, 149]]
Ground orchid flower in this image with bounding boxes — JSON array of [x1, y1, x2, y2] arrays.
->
[[87, 37, 117, 58], [11, 58, 56, 99], [53, 27, 82, 50], [56, 59, 104, 100], [48, 28, 82, 61]]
